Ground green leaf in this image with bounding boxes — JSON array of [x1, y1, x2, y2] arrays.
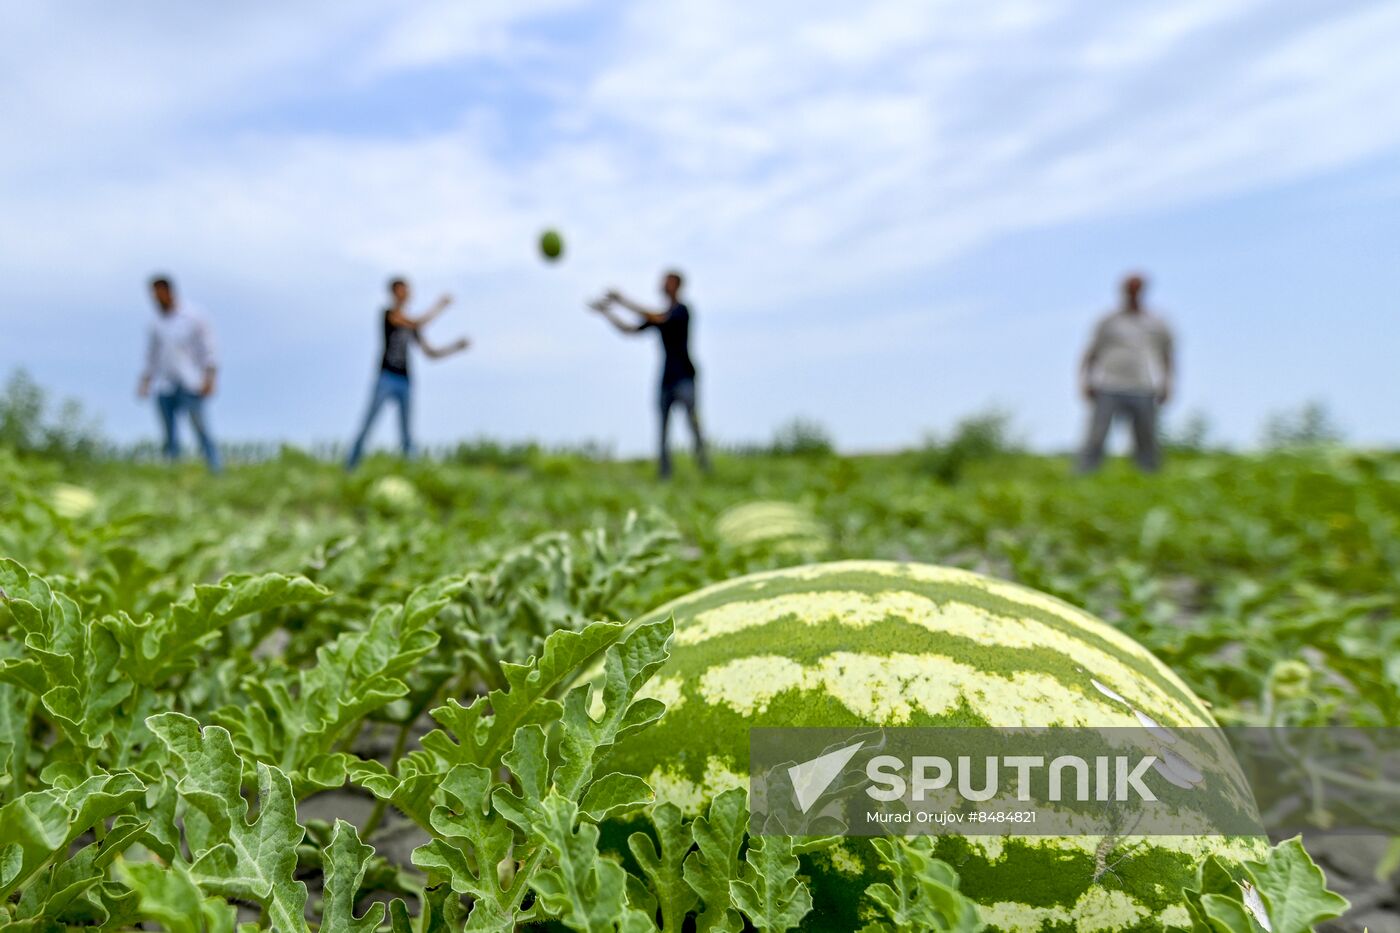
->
[[627, 802, 697, 931], [0, 772, 144, 902], [110, 573, 330, 686], [411, 764, 516, 932], [217, 599, 437, 780], [0, 682, 36, 801], [862, 837, 982, 932], [1243, 836, 1348, 933], [581, 772, 654, 822], [1198, 892, 1268, 933], [527, 795, 631, 933], [347, 757, 439, 831], [12, 846, 106, 925], [321, 820, 386, 933], [729, 835, 812, 933], [682, 788, 748, 933], [420, 618, 636, 774], [146, 712, 308, 932], [0, 575, 131, 751], [119, 859, 238, 933], [554, 618, 672, 797]]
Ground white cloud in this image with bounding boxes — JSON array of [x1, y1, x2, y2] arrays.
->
[[3, 1, 1399, 449]]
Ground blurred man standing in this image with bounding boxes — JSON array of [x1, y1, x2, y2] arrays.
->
[[1077, 273, 1174, 473], [346, 277, 469, 469], [138, 275, 221, 472], [589, 269, 710, 479]]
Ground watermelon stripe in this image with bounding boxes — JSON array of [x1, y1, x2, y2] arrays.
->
[[646, 561, 1211, 724], [600, 561, 1269, 932]]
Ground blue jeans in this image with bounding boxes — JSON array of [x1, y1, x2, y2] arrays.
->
[[1077, 390, 1161, 473], [658, 377, 709, 478], [156, 387, 221, 472], [347, 371, 412, 469]]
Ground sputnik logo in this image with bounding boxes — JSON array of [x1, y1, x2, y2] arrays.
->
[[787, 740, 865, 813]]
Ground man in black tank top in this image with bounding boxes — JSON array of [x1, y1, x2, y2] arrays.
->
[[589, 269, 710, 479], [347, 277, 469, 469]]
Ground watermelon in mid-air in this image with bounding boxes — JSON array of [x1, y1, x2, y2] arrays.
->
[[601, 560, 1267, 932], [539, 229, 564, 261]]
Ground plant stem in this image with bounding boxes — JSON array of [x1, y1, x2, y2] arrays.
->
[[361, 719, 414, 839]]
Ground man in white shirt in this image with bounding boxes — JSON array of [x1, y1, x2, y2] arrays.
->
[[137, 275, 222, 472], [1076, 273, 1174, 473]]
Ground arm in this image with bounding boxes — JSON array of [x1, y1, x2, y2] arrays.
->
[[587, 298, 647, 334], [1157, 327, 1174, 405], [387, 294, 453, 330], [1079, 333, 1101, 401], [605, 290, 668, 326], [193, 316, 218, 397], [417, 332, 470, 360], [138, 328, 156, 397]]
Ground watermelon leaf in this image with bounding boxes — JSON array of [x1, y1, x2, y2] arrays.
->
[[729, 834, 812, 933], [420, 618, 636, 773], [627, 802, 698, 930], [1196, 892, 1269, 932], [527, 794, 633, 932], [145, 712, 308, 932], [1243, 836, 1348, 933], [119, 859, 239, 933], [109, 573, 330, 687], [682, 787, 748, 933], [861, 837, 982, 932], [582, 772, 654, 822], [322, 820, 386, 933], [0, 772, 144, 903], [412, 763, 516, 929]]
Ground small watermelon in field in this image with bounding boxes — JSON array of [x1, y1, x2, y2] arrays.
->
[[50, 483, 98, 518], [600, 560, 1268, 932], [366, 474, 424, 513], [714, 500, 828, 555]]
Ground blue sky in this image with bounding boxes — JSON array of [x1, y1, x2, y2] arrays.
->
[[4, 0, 1398, 454]]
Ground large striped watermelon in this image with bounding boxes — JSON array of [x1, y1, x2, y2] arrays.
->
[[599, 560, 1267, 932]]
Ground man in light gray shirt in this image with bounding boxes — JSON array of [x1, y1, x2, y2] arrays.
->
[[1076, 273, 1174, 473], [137, 275, 221, 472]]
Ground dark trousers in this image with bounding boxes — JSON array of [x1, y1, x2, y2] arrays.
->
[[658, 377, 709, 478], [1077, 390, 1160, 473]]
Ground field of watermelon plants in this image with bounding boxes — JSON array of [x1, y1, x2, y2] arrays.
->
[[2, 444, 1397, 932]]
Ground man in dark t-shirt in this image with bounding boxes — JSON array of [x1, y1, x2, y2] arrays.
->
[[589, 269, 711, 479], [346, 277, 469, 469]]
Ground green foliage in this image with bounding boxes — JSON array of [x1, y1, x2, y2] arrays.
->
[[1262, 400, 1345, 449], [0, 368, 106, 460], [1183, 839, 1347, 933], [916, 409, 1019, 483], [766, 417, 836, 458], [728, 835, 812, 933], [1162, 409, 1215, 454], [1, 446, 1381, 929], [682, 788, 749, 933], [860, 837, 982, 932]]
